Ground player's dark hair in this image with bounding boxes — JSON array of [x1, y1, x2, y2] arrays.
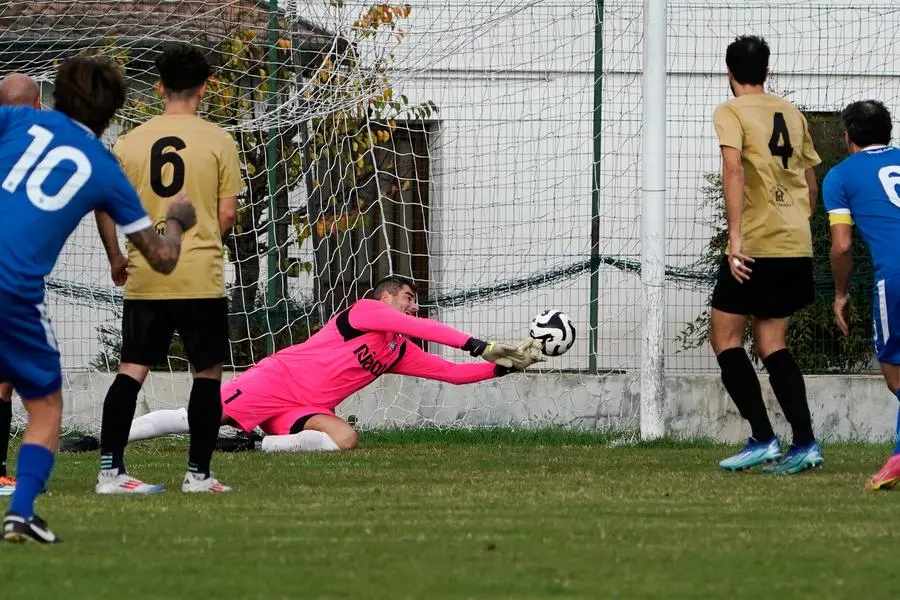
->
[[725, 35, 770, 85], [53, 56, 127, 136], [841, 100, 892, 147], [373, 275, 417, 299], [155, 42, 211, 97]]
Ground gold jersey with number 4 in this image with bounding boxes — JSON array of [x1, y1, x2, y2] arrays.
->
[[114, 114, 243, 299], [713, 93, 821, 258]]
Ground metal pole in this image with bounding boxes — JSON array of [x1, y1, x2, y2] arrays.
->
[[589, 0, 604, 375], [265, 0, 279, 355], [640, 0, 666, 440]]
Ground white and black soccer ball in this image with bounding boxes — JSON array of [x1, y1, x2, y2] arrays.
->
[[529, 310, 576, 356]]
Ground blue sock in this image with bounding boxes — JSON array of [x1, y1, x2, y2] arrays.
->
[[894, 391, 900, 456], [9, 443, 53, 519]]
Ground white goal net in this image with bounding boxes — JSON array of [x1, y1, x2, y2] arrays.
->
[[2, 1, 898, 434]]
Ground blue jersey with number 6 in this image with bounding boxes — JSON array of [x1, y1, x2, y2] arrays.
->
[[823, 145, 900, 280], [0, 106, 150, 304]]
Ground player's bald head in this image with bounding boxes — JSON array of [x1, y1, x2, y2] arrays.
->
[[841, 100, 892, 148], [0, 73, 40, 108]]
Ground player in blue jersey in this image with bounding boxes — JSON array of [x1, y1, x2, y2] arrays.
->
[[824, 99, 900, 490], [0, 72, 42, 499], [0, 56, 198, 543]]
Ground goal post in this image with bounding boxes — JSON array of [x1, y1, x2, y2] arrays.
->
[[640, 0, 667, 440]]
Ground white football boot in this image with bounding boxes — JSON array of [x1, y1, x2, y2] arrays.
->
[[181, 471, 232, 494], [95, 470, 165, 495]]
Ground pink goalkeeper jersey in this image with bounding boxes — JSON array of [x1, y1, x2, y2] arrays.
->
[[226, 299, 498, 415]]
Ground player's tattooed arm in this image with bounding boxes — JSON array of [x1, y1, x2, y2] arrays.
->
[[126, 228, 181, 274], [126, 194, 197, 275]]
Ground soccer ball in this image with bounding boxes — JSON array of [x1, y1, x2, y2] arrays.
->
[[529, 310, 576, 356]]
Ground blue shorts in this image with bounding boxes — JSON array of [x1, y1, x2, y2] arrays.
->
[[873, 277, 900, 365], [0, 293, 62, 400]]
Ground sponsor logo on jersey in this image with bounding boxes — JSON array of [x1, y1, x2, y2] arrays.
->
[[353, 343, 387, 377]]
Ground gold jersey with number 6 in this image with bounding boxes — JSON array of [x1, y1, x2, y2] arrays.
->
[[114, 114, 243, 299]]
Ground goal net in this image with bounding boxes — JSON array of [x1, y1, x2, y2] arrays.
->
[[2, 1, 897, 434]]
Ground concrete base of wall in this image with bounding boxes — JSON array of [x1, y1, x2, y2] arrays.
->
[[22, 372, 897, 443]]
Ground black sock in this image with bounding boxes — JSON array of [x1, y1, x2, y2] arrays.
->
[[99, 374, 142, 473], [0, 400, 11, 478], [763, 349, 815, 446], [187, 378, 222, 477], [717, 347, 775, 442]]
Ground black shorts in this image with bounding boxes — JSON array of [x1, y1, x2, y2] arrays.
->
[[711, 256, 814, 319], [120, 298, 228, 372], [288, 413, 324, 434]]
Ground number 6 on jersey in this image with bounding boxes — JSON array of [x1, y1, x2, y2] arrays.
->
[[150, 136, 186, 197]]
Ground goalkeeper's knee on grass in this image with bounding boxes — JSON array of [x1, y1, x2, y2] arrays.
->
[[260, 430, 342, 453]]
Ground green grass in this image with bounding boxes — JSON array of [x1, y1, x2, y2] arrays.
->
[[2, 432, 900, 599]]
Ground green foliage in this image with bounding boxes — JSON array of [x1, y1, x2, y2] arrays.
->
[[678, 112, 875, 373], [84, 3, 435, 370], [305, 3, 437, 242]]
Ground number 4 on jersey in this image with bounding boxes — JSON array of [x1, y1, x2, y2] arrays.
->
[[768, 112, 794, 169]]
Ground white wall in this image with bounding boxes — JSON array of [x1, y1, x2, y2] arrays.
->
[[25, 370, 898, 443]]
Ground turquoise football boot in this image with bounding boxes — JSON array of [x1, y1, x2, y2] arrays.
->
[[762, 442, 824, 475], [718, 437, 782, 471]]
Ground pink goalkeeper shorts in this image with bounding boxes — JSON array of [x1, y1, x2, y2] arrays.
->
[[220, 378, 334, 435]]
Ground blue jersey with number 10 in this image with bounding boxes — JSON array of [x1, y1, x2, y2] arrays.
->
[[0, 106, 150, 303], [823, 145, 900, 280]]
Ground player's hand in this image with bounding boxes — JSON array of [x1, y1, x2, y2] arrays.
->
[[727, 235, 754, 283], [166, 191, 197, 232], [834, 293, 851, 336], [482, 341, 527, 368], [110, 253, 128, 286], [508, 338, 547, 370], [464, 338, 526, 368]]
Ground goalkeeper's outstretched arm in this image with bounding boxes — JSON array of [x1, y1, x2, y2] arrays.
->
[[348, 299, 472, 347], [347, 298, 528, 362], [388, 340, 515, 384]]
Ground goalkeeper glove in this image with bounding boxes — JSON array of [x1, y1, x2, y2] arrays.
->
[[493, 341, 547, 375], [463, 337, 525, 368], [512, 338, 547, 370]]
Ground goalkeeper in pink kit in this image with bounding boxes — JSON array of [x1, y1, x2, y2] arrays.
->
[[128, 276, 544, 451]]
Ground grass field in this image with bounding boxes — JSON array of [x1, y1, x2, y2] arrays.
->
[[1, 429, 899, 599]]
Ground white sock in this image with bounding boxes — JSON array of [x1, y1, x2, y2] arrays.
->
[[128, 408, 190, 442], [260, 430, 341, 453]]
